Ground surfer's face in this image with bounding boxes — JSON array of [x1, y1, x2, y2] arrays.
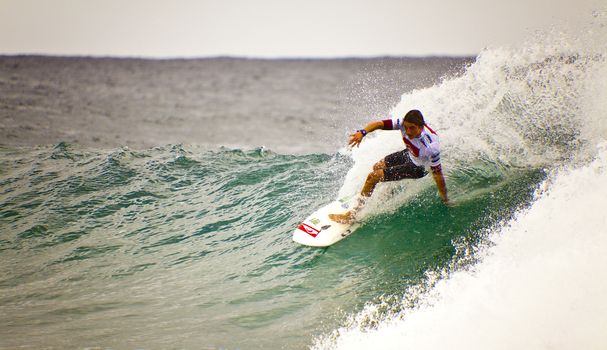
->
[[403, 121, 423, 139]]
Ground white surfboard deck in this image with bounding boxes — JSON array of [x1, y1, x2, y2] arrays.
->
[[292, 195, 362, 247]]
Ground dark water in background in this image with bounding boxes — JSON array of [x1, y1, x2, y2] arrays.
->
[[0, 56, 471, 153], [1, 41, 606, 350]]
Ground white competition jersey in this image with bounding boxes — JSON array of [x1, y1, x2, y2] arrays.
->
[[382, 117, 441, 169]]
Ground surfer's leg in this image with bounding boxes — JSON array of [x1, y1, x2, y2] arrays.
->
[[358, 155, 401, 197], [350, 158, 389, 198], [329, 167, 383, 224], [358, 150, 418, 202], [361, 168, 385, 197], [329, 154, 398, 224]]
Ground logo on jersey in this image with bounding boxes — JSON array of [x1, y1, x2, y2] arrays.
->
[[298, 223, 320, 237]]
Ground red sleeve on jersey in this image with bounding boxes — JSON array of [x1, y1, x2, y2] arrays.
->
[[382, 119, 393, 130]]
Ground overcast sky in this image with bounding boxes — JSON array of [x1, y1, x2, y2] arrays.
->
[[0, 0, 602, 58]]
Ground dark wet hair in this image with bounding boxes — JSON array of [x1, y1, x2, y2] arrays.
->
[[404, 110, 425, 127]]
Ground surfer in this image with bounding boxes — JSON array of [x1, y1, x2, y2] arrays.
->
[[329, 109, 448, 224]]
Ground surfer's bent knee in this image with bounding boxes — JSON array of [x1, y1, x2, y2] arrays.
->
[[373, 160, 386, 171]]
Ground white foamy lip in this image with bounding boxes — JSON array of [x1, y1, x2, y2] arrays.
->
[[315, 140, 607, 350]]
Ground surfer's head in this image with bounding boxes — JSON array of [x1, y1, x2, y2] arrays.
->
[[404, 109, 425, 127], [403, 110, 425, 138]]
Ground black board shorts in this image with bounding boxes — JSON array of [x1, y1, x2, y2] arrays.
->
[[383, 149, 428, 181]]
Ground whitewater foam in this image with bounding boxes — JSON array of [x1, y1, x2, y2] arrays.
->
[[315, 139, 607, 349]]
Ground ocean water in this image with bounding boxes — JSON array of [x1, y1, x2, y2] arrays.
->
[[2, 13, 607, 350], [0, 55, 468, 154]]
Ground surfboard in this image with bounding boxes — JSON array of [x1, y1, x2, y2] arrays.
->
[[292, 195, 362, 247]]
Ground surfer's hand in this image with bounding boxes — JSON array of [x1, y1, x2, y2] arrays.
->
[[441, 195, 452, 206], [348, 132, 364, 148]]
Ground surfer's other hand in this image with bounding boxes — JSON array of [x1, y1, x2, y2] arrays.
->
[[348, 133, 363, 148]]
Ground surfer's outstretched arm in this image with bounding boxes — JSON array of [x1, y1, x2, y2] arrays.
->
[[348, 121, 386, 147], [431, 166, 449, 204]]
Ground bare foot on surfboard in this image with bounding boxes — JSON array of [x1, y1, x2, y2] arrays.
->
[[329, 211, 356, 224]]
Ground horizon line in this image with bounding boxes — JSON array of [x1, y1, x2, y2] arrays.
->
[[0, 52, 479, 61]]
